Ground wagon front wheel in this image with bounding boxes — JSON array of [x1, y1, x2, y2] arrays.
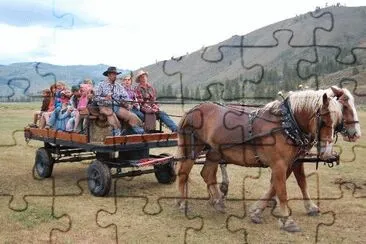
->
[[154, 154, 176, 184], [34, 147, 54, 178], [87, 160, 111, 197]]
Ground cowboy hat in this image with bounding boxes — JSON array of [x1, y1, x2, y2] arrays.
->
[[134, 70, 148, 83], [103, 66, 121, 76]]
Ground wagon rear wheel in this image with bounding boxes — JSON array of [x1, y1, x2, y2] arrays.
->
[[87, 160, 111, 196], [154, 153, 176, 184], [34, 147, 54, 178]]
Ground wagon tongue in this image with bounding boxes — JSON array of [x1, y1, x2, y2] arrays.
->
[[130, 156, 174, 167]]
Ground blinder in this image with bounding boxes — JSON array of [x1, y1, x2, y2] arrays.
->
[[333, 100, 360, 138]]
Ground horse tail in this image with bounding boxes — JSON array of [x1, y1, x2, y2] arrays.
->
[[175, 104, 205, 185], [176, 108, 194, 162]]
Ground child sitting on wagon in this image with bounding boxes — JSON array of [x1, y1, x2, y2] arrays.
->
[[39, 84, 56, 128], [46, 90, 72, 131], [66, 84, 91, 132], [29, 88, 52, 128], [48, 100, 73, 131]]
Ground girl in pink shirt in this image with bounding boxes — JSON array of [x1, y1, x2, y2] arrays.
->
[[66, 85, 90, 132]]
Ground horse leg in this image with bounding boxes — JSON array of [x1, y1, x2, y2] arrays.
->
[[293, 164, 319, 216], [201, 151, 225, 213], [250, 184, 276, 224], [176, 159, 195, 212], [219, 163, 229, 198], [272, 162, 301, 232], [250, 167, 293, 224]]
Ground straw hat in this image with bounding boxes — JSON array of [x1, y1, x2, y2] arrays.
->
[[134, 70, 148, 83]]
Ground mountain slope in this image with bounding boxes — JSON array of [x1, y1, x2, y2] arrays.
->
[[142, 6, 366, 99]]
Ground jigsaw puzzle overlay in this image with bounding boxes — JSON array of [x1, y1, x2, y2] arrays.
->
[[1, 3, 366, 243]]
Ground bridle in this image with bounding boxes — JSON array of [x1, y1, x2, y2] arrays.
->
[[333, 97, 360, 139], [313, 108, 333, 155]]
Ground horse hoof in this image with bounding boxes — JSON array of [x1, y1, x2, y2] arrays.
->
[[250, 209, 263, 224], [306, 205, 320, 216], [307, 209, 320, 216], [209, 199, 226, 213], [215, 204, 226, 213], [176, 201, 191, 213], [279, 218, 301, 232], [250, 214, 263, 224]]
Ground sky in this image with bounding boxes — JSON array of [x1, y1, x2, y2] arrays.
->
[[0, 0, 365, 70]]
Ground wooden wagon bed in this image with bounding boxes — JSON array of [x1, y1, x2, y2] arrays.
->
[[24, 127, 178, 152]]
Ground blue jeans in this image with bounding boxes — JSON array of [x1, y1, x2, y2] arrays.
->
[[131, 107, 145, 121], [156, 110, 178, 132]]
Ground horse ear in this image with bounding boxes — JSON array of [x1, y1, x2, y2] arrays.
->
[[331, 86, 344, 98], [322, 93, 329, 107]]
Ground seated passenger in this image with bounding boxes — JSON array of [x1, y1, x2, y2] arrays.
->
[[66, 85, 82, 132], [94, 66, 144, 136], [121, 73, 144, 120], [39, 84, 56, 128], [54, 81, 67, 109], [134, 70, 178, 132], [48, 101, 72, 131], [67, 84, 90, 133], [29, 88, 52, 128]]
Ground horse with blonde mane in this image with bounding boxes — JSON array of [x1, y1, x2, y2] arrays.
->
[[176, 86, 348, 232], [247, 86, 361, 227]]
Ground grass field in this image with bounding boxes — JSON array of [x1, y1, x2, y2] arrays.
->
[[0, 102, 365, 243]]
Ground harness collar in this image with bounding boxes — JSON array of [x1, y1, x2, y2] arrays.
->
[[281, 98, 313, 147]]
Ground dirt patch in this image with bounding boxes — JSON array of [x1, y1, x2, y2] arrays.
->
[[0, 105, 365, 243]]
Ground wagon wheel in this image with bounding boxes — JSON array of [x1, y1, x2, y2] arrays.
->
[[87, 160, 111, 196], [34, 147, 54, 178], [154, 153, 176, 184]]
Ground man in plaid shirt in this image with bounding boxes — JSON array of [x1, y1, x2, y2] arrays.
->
[[94, 67, 144, 135], [134, 70, 177, 132]]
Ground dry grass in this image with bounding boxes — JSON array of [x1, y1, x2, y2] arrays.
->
[[0, 103, 365, 243]]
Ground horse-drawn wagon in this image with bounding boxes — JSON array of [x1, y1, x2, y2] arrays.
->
[[24, 114, 178, 197]]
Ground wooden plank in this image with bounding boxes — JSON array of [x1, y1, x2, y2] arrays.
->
[[71, 133, 88, 144], [103, 132, 178, 145], [47, 129, 57, 138], [28, 128, 87, 144], [29, 128, 47, 137], [27, 127, 176, 146], [55, 131, 72, 141]]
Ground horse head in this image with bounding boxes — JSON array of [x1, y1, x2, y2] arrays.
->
[[288, 90, 343, 160], [328, 86, 361, 142], [316, 93, 343, 160]]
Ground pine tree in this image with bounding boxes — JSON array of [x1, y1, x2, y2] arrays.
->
[[223, 81, 233, 100], [194, 86, 201, 100], [233, 81, 240, 100], [166, 84, 173, 97], [183, 86, 190, 98], [162, 85, 166, 96]]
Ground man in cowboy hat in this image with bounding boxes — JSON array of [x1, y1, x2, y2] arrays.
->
[[94, 66, 144, 135], [134, 70, 178, 132]]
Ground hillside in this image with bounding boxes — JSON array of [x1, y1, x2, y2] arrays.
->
[[1, 6, 365, 103], [0, 63, 115, 100], [142, 6, 366, 103]]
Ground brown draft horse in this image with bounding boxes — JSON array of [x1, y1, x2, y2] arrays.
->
[[246, 86, 361, 227], [176, 87, 345, 232]]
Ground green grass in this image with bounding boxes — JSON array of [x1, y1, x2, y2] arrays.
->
[[9, 205, 55, 229], [0, 102, 40, 110]]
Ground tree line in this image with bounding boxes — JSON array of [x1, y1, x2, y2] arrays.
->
[[156, 56, 363, 102]]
